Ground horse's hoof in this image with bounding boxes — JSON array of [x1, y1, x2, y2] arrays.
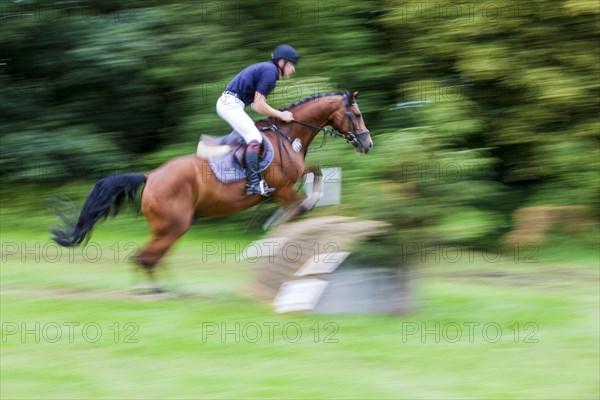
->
[[131, 285, 167, 295]]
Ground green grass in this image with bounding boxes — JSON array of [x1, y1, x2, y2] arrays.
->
[[1, 214, 599, 399]]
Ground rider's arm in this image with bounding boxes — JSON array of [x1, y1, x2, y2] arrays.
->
[[251, 92, 294, 122]]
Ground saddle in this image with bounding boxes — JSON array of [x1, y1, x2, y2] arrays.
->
[[196, 131, 275, 183]]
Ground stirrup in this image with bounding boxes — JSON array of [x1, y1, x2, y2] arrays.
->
[[246, 180, 275, 197]]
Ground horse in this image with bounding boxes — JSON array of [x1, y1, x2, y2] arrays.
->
[[51, 91, 372, 288]]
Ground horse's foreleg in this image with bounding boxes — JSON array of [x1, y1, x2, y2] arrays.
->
[[267, 165, 323, 228], [298, 165, 323, 211]]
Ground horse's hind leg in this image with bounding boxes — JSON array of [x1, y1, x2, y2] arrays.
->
[[135, 233, 183, 292], [135, 206, 194, 292]]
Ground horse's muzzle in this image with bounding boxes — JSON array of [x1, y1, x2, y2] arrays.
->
[[353, 132, 373, 154], [358, 142, 373, 154]]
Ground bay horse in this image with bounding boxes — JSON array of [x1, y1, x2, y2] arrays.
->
[[51, 91, 372, 286]]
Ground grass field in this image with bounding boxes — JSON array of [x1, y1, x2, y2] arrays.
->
[[1, 213, 599, 399]]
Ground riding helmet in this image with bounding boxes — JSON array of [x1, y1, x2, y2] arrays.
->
[[271, 44, 299, 64]]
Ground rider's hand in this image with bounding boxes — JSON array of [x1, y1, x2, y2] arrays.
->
[[279, 111, 295, 123]]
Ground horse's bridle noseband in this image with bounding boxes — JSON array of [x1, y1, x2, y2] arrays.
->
[[340, 92, 370, 151]]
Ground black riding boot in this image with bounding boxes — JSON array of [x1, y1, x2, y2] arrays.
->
[[245, 141, 275, 197]]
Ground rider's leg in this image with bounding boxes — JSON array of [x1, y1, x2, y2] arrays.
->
[[216, 93, 275, 196], [244, 140, 275, 196], [216, 93, 263, 143]]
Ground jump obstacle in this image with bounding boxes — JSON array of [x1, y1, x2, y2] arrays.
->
[[245, 216, 411, 315]]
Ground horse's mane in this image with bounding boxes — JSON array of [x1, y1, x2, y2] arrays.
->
[[280, 92, 347, 111], [255, 92, 347, 125]]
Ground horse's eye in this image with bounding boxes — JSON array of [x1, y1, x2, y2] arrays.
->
[[354, 113, 362, 119]]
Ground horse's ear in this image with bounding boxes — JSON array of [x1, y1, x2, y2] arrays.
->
[[352, 91, 359, 99]]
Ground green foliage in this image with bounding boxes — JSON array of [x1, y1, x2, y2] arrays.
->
[[379, 0, 599, 213], [1, 127, 126, 183], [348, 95, 509, 266], [1, 0, 598, 249]]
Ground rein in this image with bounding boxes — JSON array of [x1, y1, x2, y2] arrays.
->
[[255, 92, 370, 197], [290, 120, 341, 150], [260, 91, 370, 150]]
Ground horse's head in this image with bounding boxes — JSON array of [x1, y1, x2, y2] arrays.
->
[[330, 91, 373, 153]]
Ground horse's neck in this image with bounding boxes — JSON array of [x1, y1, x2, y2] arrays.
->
[[291, 98, 339, 148]]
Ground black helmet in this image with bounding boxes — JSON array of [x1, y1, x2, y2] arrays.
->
[[272, 44, 299, 64]]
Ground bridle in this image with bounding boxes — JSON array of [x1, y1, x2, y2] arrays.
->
[[258, 92, 371, 189], [338, 92, 371, 151], [275, 92, 370, 151]]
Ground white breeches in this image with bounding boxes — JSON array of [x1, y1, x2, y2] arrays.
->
[[216, 92, 262, 144]]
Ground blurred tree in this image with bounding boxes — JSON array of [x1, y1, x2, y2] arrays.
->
[[379, 0, 599, 213], [336, 94, 508, 267], [0, 0, 598, 240]]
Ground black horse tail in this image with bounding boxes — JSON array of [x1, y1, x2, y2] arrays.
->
[[50, 173, 147, 247]]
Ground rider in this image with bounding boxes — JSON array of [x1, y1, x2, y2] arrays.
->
[[216, 44, 298, 196]]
